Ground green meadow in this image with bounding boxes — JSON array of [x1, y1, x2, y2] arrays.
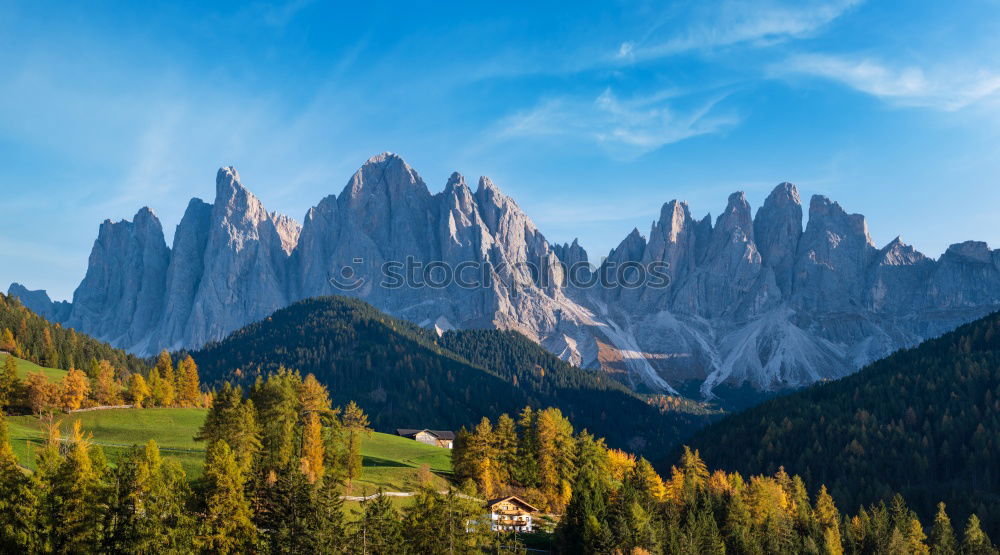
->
[[6, 406, 453, 490]]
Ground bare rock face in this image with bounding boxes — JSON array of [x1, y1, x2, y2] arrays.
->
[[6, 283, 72, 322], [32, 155, 1000, 398], [753, 183, 802, 295], [184, 167, 300, 350], [64, 207, 170, 349]]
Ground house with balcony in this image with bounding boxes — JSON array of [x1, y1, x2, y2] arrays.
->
[[486, 496, 539, 532]]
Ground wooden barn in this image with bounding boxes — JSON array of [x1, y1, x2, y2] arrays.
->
[[395, 428, 456, 449]]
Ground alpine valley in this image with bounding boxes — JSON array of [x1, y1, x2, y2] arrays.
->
[[11, 153, 1000, 398]]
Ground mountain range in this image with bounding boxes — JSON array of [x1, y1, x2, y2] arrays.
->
[[188, 295, 703, 457], [10, 153, 1000, 397]]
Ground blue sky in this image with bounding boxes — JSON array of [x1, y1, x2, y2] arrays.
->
[[2, 0, 1000, 300]]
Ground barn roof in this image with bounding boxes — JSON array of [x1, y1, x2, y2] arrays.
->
[[396, 429, 456, 440]]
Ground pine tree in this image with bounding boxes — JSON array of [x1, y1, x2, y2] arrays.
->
[[256, 463, 315, 554], [309, 473, 347, 553], [104, 440, 194, 553], [197, 440, 258, 553], [353, 490, 404, 554], [555, 432, 612, 553], [0, 411, 38, 551], [250, 369, 301, 472], [0, 356, 19, 408], [930, 502, 957, 555], [341, 401, 370, 487], [196, 382, 261, 474], [43, 420, 107, 552], [494, 413, 518, 484], [960, 515, 995, 555]]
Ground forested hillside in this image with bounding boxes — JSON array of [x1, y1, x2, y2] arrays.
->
[[190, 296, 705, 457], [687, 310, 1000, 537], [0, 293, 149, 376]]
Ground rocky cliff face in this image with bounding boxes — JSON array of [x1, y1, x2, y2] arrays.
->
[[14, 154, 1000, 397]]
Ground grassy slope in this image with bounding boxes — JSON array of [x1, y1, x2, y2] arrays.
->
[[7, 407, 453, 490], [1, 353, 67, 382]]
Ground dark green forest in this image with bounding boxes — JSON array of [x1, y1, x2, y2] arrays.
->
[[0, 293, 149, 377], [686, 310, 1000, 538], [190, 296, 706, 457]]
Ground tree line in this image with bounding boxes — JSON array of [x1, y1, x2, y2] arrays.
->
[[686, 309, 1000, 539], [0, 368, 524, 553], [0, 293, 148, 377], [455, 411, 998, 554], [0, 349, 205, 415]]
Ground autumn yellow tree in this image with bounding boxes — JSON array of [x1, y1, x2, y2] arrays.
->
[[59, 368, 89, 411], [298, 374, 332, 413], [0, 328, 17, 354], [26, 372, 57, 414], [300, 411, 324, 483], [129, 373, 151, 408], [92, 360, 122, 406], [175, 356, 201, 407]]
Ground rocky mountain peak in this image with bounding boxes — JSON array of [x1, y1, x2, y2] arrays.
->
[[754, 183, 803, 294], [943, 240, 993, 264], [807, 195, 875, 247], [716, 191, 753, 236]]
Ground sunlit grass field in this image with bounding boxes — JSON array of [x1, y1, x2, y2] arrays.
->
[[7, 406, 453, 489]]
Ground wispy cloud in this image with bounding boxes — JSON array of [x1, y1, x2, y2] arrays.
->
[[617, 0, 862, 62], [778, 54, 1000, 110], [496, 88, 740, 158]]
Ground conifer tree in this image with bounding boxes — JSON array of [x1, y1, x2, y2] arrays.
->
[[814, 485, 842, 555], [43, 420, 107, 552], [494, 413, 518, 484], [309, 473, 347, 553], [0, 356, 19, 408], [930, 502, 957, 555], [93, 360, 121, 405], [353, 490, 404, 554], [0, 411, 38, 551], [175, 355, 201, 407], [154, 350, 175, 390], [300, 411, 325, 483], [197, 440, 258, 554], [905, 517, 930, 555], [59, 367, 89, 411], [196, 382, 261, 474], [960, 514, 995, 555], [341, 401, 370, 486], [250, 369, 301, 472], [555, 431, 612, 553], [104, 440, 194, 553], [256, 463, 315, 554], [126, 373, 149, 408], [0, 328, 17, 354]]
